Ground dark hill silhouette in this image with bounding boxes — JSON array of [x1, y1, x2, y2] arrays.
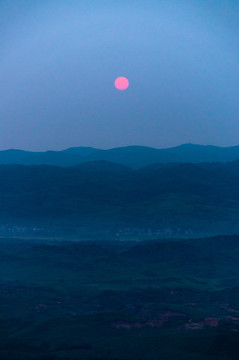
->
[[70, 160, 131, 174], [1, 160, 239, 237], [1, 143, 239, 167], [0, 147, 97, 166]]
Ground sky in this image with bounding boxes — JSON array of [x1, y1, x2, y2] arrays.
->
[[1, 0, 239, 151]]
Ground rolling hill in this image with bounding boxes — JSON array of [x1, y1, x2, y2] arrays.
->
[[1, 160, 239, 238], [1, 143, 239, 167]]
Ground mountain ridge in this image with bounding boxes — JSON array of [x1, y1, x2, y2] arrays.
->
[[1, 143, 239, 167]]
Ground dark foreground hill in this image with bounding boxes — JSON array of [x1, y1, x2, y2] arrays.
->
[[1, 160, 239, 237], [1, 235, 239, 360], [2, 143, 239, 167]]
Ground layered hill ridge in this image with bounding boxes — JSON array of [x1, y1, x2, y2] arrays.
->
[[2, 143, 239, 167], [1, 159, 239, 237]]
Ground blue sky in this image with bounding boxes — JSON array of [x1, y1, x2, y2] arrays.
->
[[1, 0, 239, 150]]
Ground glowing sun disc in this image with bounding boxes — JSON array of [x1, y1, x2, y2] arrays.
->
[[115, 76, 129, 90]]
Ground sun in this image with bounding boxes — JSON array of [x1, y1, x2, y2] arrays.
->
[[114, 77, 129, 90]]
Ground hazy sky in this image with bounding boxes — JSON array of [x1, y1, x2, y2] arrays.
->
[[1, 0, 239, 150]]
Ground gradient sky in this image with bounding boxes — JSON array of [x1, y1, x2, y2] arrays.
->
[[1, 0, 239, 150]]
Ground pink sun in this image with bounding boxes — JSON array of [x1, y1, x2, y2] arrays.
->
[[114, 76, 129, 91]]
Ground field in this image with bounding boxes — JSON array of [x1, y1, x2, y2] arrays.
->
[[1, 235, 239, 359]]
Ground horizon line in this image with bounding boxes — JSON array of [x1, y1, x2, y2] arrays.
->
[[0, 142, 239, 153]]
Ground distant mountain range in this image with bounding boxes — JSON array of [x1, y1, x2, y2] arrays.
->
[[2, 143, 239, 168]]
